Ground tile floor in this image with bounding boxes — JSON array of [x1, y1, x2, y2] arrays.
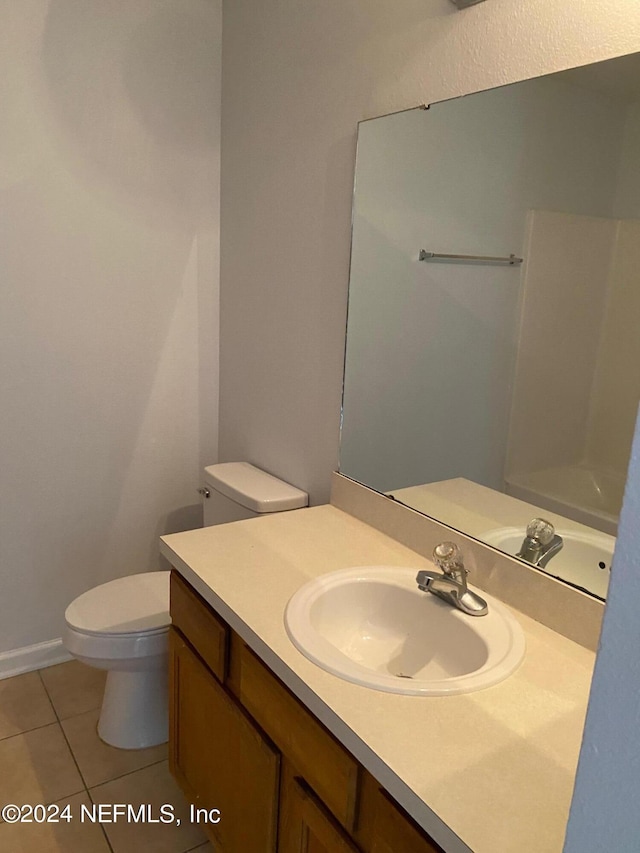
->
[[0, 661, 213, 853]]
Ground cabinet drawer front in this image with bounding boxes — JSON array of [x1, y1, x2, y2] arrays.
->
[[239, 645, 359, 831], [170, 571, 227, 682]]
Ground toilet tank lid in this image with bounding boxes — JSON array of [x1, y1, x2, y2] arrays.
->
[[203, 462, 308, 512]]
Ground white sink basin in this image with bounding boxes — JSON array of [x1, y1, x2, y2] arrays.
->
[[483, 527, 614, 599], [285, 566, 525, 696]]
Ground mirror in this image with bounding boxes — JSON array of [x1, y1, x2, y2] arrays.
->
[[340, 52, 640, 601]]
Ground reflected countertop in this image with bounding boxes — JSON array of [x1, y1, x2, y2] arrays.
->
[[389, 477, 612, 543]]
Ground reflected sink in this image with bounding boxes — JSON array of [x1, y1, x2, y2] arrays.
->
[[284, 566, 525, 696], [483, 527, 614, 599]]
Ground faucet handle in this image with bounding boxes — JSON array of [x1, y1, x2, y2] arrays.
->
[[433, 542, 466, 576], [525, 518, 555, 545]]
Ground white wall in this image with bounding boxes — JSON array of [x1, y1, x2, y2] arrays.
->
[[219, 1, 640, 848], [0, 0, 221, 655]]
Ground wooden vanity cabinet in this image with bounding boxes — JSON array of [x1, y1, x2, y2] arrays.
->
[[169, 571, 443, 853], [169, 630, 280, 851]]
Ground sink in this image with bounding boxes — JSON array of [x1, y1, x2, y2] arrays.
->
[[482, 527, 614, 599], [284, 566, 525, 695]]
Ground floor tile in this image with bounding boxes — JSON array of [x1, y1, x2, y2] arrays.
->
[[90, 761, 206, 853], [0, 791, 110, 853], [0, 723, 84, 811], [0, 671, 57, 740], [40, 661, 106, 721], [61, 709, 167, 788]]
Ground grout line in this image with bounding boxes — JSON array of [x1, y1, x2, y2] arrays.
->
[[87, 757, 169, 796], [58, 714, 169, 794], [86, 758, 171, 853], [36, 669, 58, 718], [54, 721, 91, 791], [36, 669, 62, 723], [0, 718, 59, 743], [99, 822, 115, 853], [0, 669, 59, 742], [183, 840, 212, 853], [37, 665, 108, 724], [37, 669, 93, 794]]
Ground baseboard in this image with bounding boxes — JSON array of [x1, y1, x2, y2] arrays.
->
[[0, 638, 72, 680]]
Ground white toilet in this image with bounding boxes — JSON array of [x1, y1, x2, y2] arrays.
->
[[63, 462, 308, 750]]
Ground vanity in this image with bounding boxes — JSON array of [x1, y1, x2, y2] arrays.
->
[[160, 477, 596, 853], [158, 47, 640, 852]]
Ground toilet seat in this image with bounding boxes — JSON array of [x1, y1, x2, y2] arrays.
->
[[65, 572, 170, 637], [63, 623, 169, 662]]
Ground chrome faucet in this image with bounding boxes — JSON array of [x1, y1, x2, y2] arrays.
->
[[416, 542, 488, 617], [516, 518, 563, 569]]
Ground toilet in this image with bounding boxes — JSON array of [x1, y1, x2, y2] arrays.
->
[[63, 463, 308, 750]]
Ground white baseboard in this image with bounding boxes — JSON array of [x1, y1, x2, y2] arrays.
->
[[0, 638, 73, 680]]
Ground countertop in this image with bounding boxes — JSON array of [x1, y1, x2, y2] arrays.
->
[[160, 504, 595, 853]]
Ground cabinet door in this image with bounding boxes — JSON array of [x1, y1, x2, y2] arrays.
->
[[239, 643, 359, 830], [169, 628, 280, 852], [278, 762, 360, 853], [371, 789, 443, 853]]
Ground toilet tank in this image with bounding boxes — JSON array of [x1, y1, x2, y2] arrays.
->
[[202, 462, 308, 527]]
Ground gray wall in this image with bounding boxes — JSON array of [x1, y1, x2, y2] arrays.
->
[[219, 0, 640, 505]]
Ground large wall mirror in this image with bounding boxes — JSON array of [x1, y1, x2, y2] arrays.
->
[[340, 52, 640, 602]]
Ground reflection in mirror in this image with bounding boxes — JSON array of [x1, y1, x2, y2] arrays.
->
[[340, 53, 640, 601]]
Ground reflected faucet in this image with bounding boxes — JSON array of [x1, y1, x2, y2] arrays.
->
[[517, 518, 563, 568], [416, 542, 488, 617]]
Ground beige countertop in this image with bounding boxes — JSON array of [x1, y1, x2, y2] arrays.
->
[[160, 504, 595, 853]]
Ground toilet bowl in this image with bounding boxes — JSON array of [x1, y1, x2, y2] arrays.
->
[[62, 463, 308, 750], [64, 571, 171, 750]]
